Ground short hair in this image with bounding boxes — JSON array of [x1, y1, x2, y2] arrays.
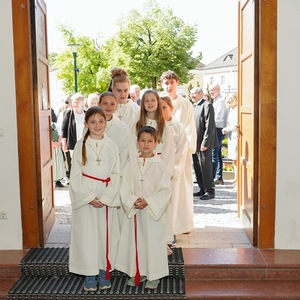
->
[[160, 70, 179, 83], [137, 126, 157, 142], [190, 87, 203, 94], [71, 92, 85, 102]]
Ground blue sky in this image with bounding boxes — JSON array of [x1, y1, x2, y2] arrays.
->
[[45, 0, 238, 65]]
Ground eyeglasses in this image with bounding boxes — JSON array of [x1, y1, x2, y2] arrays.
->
[[190, 92, 201, 95]]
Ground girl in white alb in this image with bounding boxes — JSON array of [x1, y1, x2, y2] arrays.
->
[[69, 106, 120, 292]]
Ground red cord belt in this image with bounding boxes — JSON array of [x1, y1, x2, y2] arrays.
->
[[82, 173, 111, 280]]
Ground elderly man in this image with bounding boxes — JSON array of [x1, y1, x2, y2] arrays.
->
[[209, 83, 229, 185], [191, 87, 218, 200]]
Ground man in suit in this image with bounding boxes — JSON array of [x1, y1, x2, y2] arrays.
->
[[192, 87, 218, 200]]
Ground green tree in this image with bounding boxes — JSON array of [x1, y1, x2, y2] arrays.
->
[[113, 0, 200, 89], [53, 25, 107, 95], [52, 1, 202, 93]]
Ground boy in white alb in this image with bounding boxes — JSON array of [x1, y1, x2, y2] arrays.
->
[[115, 126, 172, 290]]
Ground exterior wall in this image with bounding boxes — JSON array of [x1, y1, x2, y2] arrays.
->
[[0, 0, 23, 249], [183, 65, 238, 97], [275, 0, 300, 249]]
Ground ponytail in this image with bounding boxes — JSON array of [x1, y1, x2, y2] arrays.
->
[[82, 130, 89, 166]]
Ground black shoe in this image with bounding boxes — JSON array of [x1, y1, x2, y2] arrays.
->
[[214, 179, 224, 185], [55, 181, 64, 188], [200, 192, 215, 200], [193, 190, 205, 196]]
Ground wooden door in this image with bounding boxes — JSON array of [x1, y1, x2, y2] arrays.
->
[[34, 0, 55, 245], [12, 0, 55, 248], [238, 0, 276, 248]]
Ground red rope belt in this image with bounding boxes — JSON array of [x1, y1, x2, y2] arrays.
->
[[82, 172, 111, 280], [134, 214, 141, 285]]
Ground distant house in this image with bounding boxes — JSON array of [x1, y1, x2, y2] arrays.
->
[[183, 47, 238, 97]]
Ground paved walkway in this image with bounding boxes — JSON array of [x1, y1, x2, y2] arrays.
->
[[45, 179, 252, 248]]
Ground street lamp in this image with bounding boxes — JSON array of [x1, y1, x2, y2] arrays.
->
[[69, 43, 80, 92]]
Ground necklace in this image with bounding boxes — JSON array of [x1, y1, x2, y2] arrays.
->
[[88, 143, 103, 166], [138, 159, 153, 186]]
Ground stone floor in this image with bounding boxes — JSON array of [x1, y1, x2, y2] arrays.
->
[[46, 179, 252, 248]]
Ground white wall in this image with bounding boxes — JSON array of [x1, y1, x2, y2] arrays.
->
[[0, 0, 23, 249], [276, 0, 300, 249]]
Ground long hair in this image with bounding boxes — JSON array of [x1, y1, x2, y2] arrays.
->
[[99, 91, 117, 104], [81, 106, 106, 166], [136, 89, 165, 143]]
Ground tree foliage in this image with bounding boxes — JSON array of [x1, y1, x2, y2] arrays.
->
[[52, 0, 201, 93], [113, 0, 200, 89]]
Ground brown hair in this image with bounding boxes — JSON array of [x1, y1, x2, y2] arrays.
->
[[160, 93, 173, 109], [136, 89, 165, 143], [137, 126, 158, 142], [160, 70, 179, 83], [108, 67, 130, 91], [82, 106, 106, 165], [99, 91, 117, 104]]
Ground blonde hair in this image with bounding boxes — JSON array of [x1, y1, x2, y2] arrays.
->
[[225, 93, 238, 108], [136, 89, 165, 143]]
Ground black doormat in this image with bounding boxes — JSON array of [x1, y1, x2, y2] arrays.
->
[[8, 247, 185, 300]]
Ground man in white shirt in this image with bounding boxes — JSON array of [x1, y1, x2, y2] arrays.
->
[[209, 83, 229, 185]]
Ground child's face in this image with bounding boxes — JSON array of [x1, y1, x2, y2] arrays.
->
[[99, 95, 117, 119], [161, 102, 172, 121], [143, 93, 158, 114], [161, 78, 178, 95], [112, 82, 130, 104], [137, 132, 157, 158], [85, 113, 106, 139]]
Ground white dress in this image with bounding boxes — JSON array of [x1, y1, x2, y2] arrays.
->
[[115, 155, 172, 281], [69, 134, 120, 276], [114, 99, 140, 133], [171, 94, 197, 233]]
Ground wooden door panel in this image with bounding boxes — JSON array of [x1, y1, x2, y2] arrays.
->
[[238, 0, 257, 245], [35, 0, 55, 244]]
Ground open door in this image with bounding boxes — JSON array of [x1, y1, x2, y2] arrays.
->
[[238, 0, 276, 248], [13, 0, 55, 247]]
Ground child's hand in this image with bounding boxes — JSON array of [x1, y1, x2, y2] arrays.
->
[[134, 198, 148, 210], [89, 197, 104, 208]]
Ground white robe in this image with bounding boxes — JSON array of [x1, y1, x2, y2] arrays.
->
[[115, 155, 172, 281], [114, 99, 140, 133], [171, 94, 197, 234], [165, 118, 188, 238], [69, 134, 120, 276], [105, 116, 131, 173], [105, 116, 134, 228]]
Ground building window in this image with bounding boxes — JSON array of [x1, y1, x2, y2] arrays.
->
[[221, 76, 225, 84], [210, 77, 214, 84]]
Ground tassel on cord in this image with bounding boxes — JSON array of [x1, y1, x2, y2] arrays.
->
[[134, 214, 141, 285], [105, 205, 111, 280]]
